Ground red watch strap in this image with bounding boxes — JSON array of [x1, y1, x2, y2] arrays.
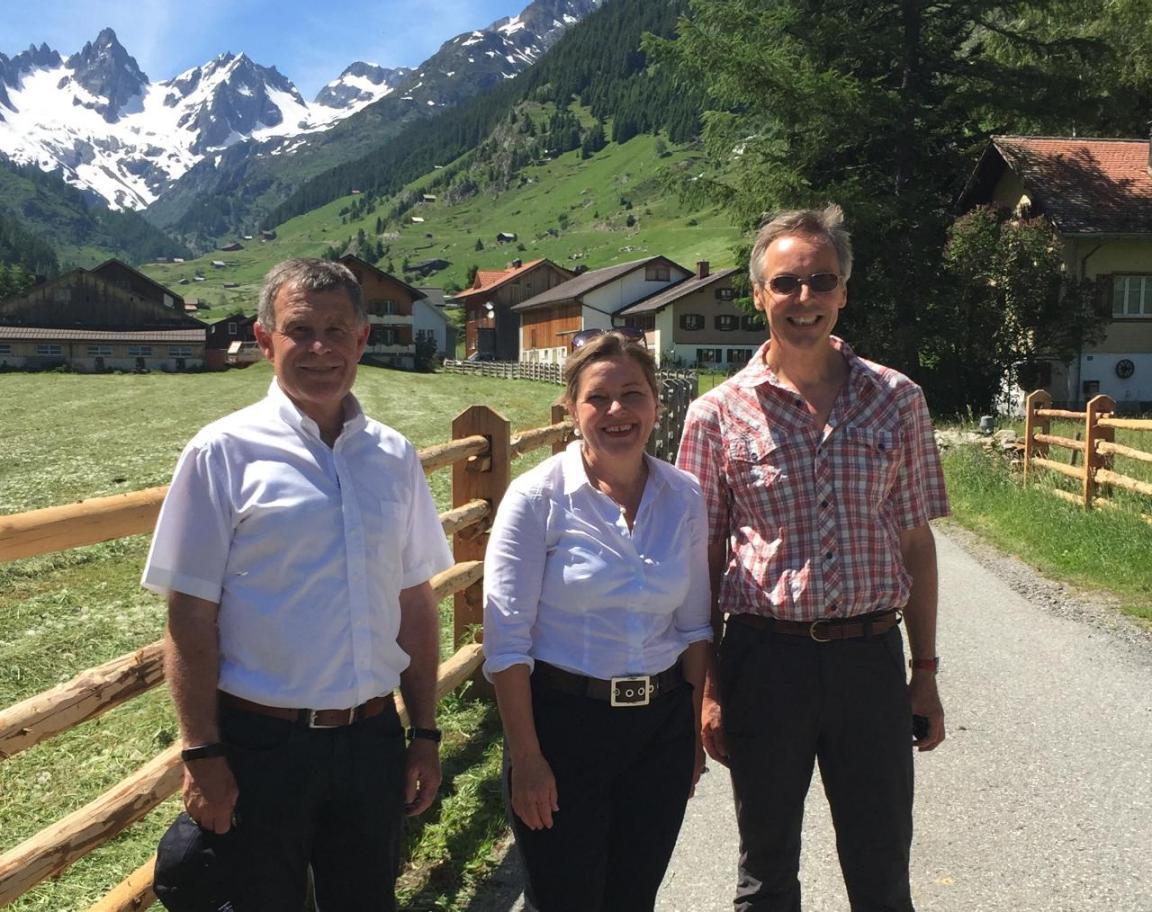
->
[[909, 657, 940, 673]]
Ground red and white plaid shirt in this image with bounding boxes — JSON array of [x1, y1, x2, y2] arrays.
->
[[677, 337, 949, 622]]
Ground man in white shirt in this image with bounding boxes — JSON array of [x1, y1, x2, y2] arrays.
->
[[142, 258, 454, 911]]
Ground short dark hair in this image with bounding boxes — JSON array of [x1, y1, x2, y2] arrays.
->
[[257, 258, 365, 330], [562, 331, 660, 410], [749, 204, 853, 288]]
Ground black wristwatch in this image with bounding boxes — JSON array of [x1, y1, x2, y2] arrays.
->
[[181, 742, 227, 762], [406, 727, 442, 744]]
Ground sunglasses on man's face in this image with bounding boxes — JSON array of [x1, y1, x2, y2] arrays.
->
[[766, 273, 841, 295], [570, 327, 648, 350]]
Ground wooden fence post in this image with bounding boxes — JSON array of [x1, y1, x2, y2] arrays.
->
[[1084, 394, 1116, 509], [451, 406, 510, 648], [1023, 390, 1051, 486], [551, 404, 569, 455]]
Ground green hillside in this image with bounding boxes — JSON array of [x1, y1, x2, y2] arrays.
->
[[0, 157, 189, 270], [141, 133, 741, 322]]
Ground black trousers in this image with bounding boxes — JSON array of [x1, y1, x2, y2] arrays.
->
[[219, 700, 407, 911], [507, 678, 696, 912], [719, 622, 915, 912]]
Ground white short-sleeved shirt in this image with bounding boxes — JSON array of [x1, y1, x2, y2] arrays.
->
[[482, 441, 712, 681], [142, 380, 454, 708]]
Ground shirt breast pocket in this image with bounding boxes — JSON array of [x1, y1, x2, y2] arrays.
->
[[726, 437, 793, 518], [839, 426, 900, 508], [370, 498, 406, 574]]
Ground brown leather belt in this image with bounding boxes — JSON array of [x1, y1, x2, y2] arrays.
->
[[218, 691, 395, 729], [728, 608, 901, 642], [533, 660, 684, 707]]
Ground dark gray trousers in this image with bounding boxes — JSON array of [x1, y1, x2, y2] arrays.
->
[[719, 621, 915, 912]]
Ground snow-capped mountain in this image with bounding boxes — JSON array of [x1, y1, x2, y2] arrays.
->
[[0, 0, 603, 212]]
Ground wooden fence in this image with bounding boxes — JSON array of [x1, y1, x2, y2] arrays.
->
[[441, 359, 698, 463], [0, 404, 575, 911], [1022, 390, 1152, 521]]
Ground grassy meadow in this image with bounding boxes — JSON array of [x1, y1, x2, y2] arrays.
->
[[142, 133, 742, 323], [0, 365, 561, 910]]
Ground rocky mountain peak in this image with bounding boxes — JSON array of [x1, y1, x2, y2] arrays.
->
[[64, 28, 148, 123]]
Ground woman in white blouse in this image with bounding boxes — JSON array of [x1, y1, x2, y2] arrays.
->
[[482, 329, 712, 912]]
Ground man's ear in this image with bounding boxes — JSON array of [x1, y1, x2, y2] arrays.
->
[[253, 321, 275, 361]]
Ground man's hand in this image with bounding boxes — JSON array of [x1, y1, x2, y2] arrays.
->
[[509, 752, 559, 830], [404, 738, 442, 816], [910, 672, 945, 751], [182, 756, 239, 833], [700, 691, 729, 767]]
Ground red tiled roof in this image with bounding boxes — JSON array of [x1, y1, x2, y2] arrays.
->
[[451, 259, 553, 300], [986, 136, 1152, 234]]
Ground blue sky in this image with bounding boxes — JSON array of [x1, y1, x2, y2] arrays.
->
[[2, 0, 527, 99]]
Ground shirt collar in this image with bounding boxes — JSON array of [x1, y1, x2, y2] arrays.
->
[[266, 379, 367, 442], [559, 439, 666, 497], [734, 336, 881, 397]]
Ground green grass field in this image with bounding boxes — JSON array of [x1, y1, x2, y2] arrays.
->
[[0, 365, 560, 911], [141, 134, 742, 322]]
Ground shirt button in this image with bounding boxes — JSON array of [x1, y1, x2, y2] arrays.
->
[[821, 500, 829, 509], [794, 398, 804, 408], [825, 552, 834, 561], [827, 604, 839, 615]]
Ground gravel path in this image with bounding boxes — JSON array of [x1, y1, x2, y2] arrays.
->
[[464, 523, 1152, 911]]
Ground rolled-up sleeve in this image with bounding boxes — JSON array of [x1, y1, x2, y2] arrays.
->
[[891, 385, 950, 528], [482, 483, 548, 680], [674, 477, 713, 647], [141, 442, 233, 602]]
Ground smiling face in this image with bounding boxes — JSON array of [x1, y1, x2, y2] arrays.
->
[[253, 284, 370, 436], [752, 232, 847, 356], [569, 355, 659, 466]]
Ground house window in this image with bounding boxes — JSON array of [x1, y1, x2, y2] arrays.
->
[[370, 299, 397, 316], [87, 345, 113, 356], [741, 314, 766, 332], [696, 348, 722, 364], [369, 326, 397, 346], [715, 315, 738, 331], [37, 344, 62, 355], [1112, 275, 1152, 317], [169, 345, 193, 356], [645, 265, 671, 282], [228, 323, 237, 335], [715, 287, 735, 301], [679, 313, 704, 331], [623, 314, 655, 331], [728, 348, 754, 364], [128, 345, 153, 357], [0, 344, 11, 355]]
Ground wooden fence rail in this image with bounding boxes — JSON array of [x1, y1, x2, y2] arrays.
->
[[0, 405, 576, 909], [1022, 390, 1152, 521]]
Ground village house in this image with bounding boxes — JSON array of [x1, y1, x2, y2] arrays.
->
[[339, 254, 424, 369], [0, 263, 206, 372], [452, 258, 574, 361], [616, 261, 764, 368], [205, 313, 258, 370], [414, 287, 457, 360], [959, 135, 1152, 409], [513, 256, 692, 363]]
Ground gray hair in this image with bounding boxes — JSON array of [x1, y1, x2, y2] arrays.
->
[[748, 204, 853, 288], [257, 258, 365, 330]]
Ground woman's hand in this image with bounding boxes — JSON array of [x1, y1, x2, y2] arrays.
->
[[510, 752, 559, 830], [689, 736, 707, 797]]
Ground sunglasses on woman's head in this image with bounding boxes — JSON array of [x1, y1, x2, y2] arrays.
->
[[570, 327, 648, 350], [766, 273, 841, 295]]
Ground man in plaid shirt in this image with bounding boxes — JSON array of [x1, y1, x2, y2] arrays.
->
[[677, 205, 948, 911]]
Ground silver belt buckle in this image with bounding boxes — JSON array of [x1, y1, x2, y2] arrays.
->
[[308, 707, 356, 728], [610, 675, 652, 707]]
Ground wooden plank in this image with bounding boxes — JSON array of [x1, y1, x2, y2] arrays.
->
[[430, 561, 484, 601], [0, 745, 183, 906], [1043, 487, 1082, 507], [85, 856, 156, 912], [418, 435, 488, 475], [1098, 417, 1152, 432], [1036, 408, 1087, 419], [1084, 395, 1116, 509], [1033, 432, 1084, 451], [438, 500, 490, 537], [1023, 390, 1052, 487], [0, 487, 167, 564], [1096, 440, 1152, 465], [1096, 468, 1152, 498], [1033, 456, 1083, 481], [510, 422, 572, 458], [0, 642, 165, 762]]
